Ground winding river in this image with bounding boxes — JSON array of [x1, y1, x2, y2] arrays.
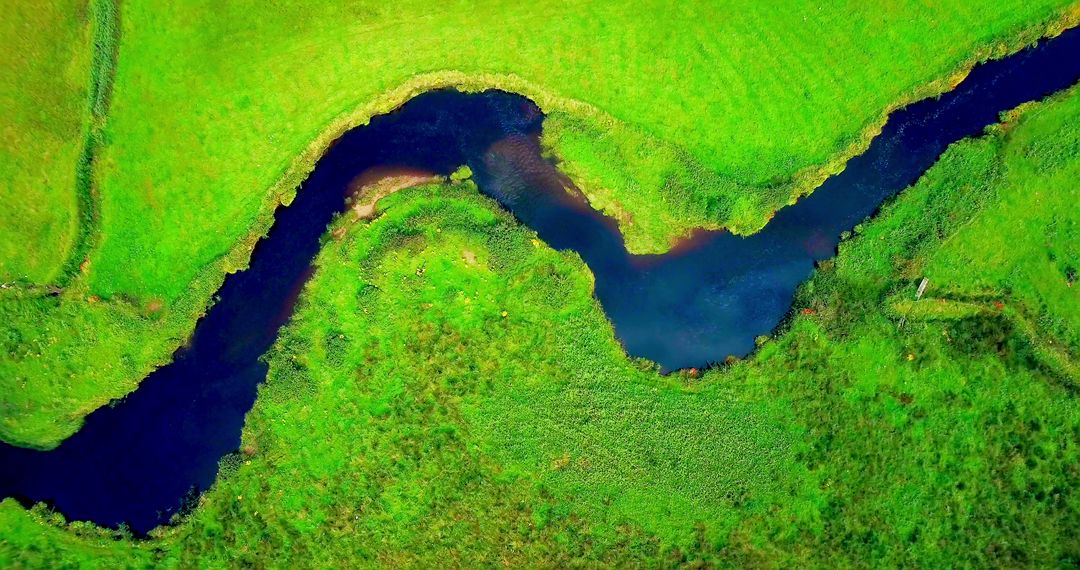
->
[[2, 27, 1080, 534]]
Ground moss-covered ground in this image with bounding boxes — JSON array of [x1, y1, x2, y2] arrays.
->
[[4, 84, 1079, 567]]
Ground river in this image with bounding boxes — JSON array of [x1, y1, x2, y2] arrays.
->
[[2, 26, 1079, 534]]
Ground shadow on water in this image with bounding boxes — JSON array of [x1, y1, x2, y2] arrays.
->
[[2, 27, 1079, 533]]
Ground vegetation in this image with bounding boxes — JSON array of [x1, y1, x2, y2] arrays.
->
[[3, 0, 1079, 448], [4, 85, 1080, 566], [0, 0, 127, 449], [60, 0, 120, 285], [0, 500, 152, 568], [0, 0, 91, 284]]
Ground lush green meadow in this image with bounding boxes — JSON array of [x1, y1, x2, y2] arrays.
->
[[0, 0, 90, 285], [4, 85, 1080, 567], [2, 0, 1079, 447]]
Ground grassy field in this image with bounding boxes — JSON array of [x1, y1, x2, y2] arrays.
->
[[1, 0, 1078, 448], [0, 0, 91, 285], [921, 103, 1080, 350], [4, 85, 1079, 566]]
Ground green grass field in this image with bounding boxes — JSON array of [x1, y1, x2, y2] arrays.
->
[[4, 84, 1079, 567], [0, 0, 91, 285], [2, 0, 1078, 448]]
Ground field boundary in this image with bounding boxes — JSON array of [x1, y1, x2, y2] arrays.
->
[[56, 0, 120, 288], [891, 293, 1080, 388]]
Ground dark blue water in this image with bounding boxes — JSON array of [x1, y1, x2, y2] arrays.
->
[[2, 26, 1079, 534]]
